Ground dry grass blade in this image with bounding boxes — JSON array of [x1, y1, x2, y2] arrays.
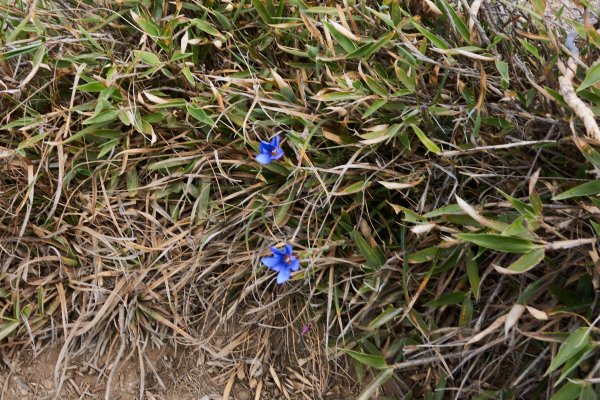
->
[[0, 0, 599, 399]]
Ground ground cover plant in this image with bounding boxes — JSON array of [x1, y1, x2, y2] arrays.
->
[[1, 0, 600, 398]]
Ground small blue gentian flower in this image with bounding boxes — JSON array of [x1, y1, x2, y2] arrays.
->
[[260, 244, 299, 284], [255, 134, 284, 165]]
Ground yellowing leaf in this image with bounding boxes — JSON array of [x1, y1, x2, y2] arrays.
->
[[378, 178, 422, 190]]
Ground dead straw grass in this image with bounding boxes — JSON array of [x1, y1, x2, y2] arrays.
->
[[1, 0, 600, 399]]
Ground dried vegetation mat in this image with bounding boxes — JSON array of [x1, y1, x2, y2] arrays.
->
[[1, 0, 600, 399]]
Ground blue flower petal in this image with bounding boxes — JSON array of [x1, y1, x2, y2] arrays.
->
[[259, 141, 272, 154], [255, 153, 272, 165], [270, 246, 285, 255], [290, 258, 300, 271], [261, 255, 283, 271], [271, 134, 280, 148], [276, 267, 291, 284], [272, 147, 284, 160], [284, 244, 293, 255]]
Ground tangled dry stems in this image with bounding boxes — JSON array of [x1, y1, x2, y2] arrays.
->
[[1, 0, 599, 399]]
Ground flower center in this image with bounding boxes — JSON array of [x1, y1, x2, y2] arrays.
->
[[271, 148, 279, 156], [284, 254, 293, 264]]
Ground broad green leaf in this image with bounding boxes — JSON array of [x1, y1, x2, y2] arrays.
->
[[550, 382, 582, 400], [264, 0, 275, 16], [348, 31, 395, 59], [496, 60, 510, 84], [170, 52, 192, 61], [259, 158, 291, 176], [575, 138, 600, 170], [322, 20, 358, 53], [312, 91, 364, 102], [456, 233, 539, 253], [182, 67, 195, 86], [278, 45, 309, 58], [407, 247, 439, 264], [578, 62, 600, 92], [499, 248, 545, 274], [363, 99, 387, 118], [191, 19, 225, 39], [1, 117, 42, 130], [19, 45, 46, 87], [364, 75, 388, 96], [424, 291, 466, 307], [252, 0, 273, 24], [147, 158, 191, 171], [0, 320, 19, 341], [274, 186, 297, 227], [501, 217, 532, 237], [97, 138, 119, 158], [530, 190, 543, 215], [395, 65, 416, 92], [275, 0, 285, 18], [210, 8, 232, 30], [544, 86, 568, 106], [18, 133, 46, 150], [553, 180, 600, 200], [82, 109, 118, 125], [133, 50, 161, 66], [186, 103, 216, 127], [591, 220, 600, 238], [130, 11, 162, 37], [498, 189, 536, 217], [1, 42, 43, 60], [434, 375, 448, 400], [195, 180, 211, 221], [352, 231, 386, 270], [424, 204, 463, 218], [359, 124, 402, 145], [459, 296, 473, 327], [302, 6, 339, 15], [437, 0, 470, 41], [343, 349, 388, 369], [517, 278, 545, 303], [412, 21, 449, 49], [365, 7, 395, 29], [127, 168, 139, 197], [356, 368, 394, 400], [579, 385, 596, 400], [557, 347, 595, 384], [411, 125, 441, 154], [388, 203, 426, 222], [77, 81, 107, 92], [586, 24, 600, 49], [337, 180, 371, 195], [368, 307, 402, 329], [546, 327, 591, 374], [518, 38, 541, 60], [113, 109, 134, 125]]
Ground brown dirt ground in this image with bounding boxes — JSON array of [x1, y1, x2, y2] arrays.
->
[[0, 345, 226, 400], [0, 342, 352, 399]]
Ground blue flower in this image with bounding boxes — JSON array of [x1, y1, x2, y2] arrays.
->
[[255, 134, 284, 165], [260, 244, 299, 284]]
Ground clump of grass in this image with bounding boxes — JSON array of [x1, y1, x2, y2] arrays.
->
[[1, 0, 599, 398]]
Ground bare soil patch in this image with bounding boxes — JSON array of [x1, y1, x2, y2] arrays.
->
[[0, 337, 352, 400], [0, 345, 225, 400]]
